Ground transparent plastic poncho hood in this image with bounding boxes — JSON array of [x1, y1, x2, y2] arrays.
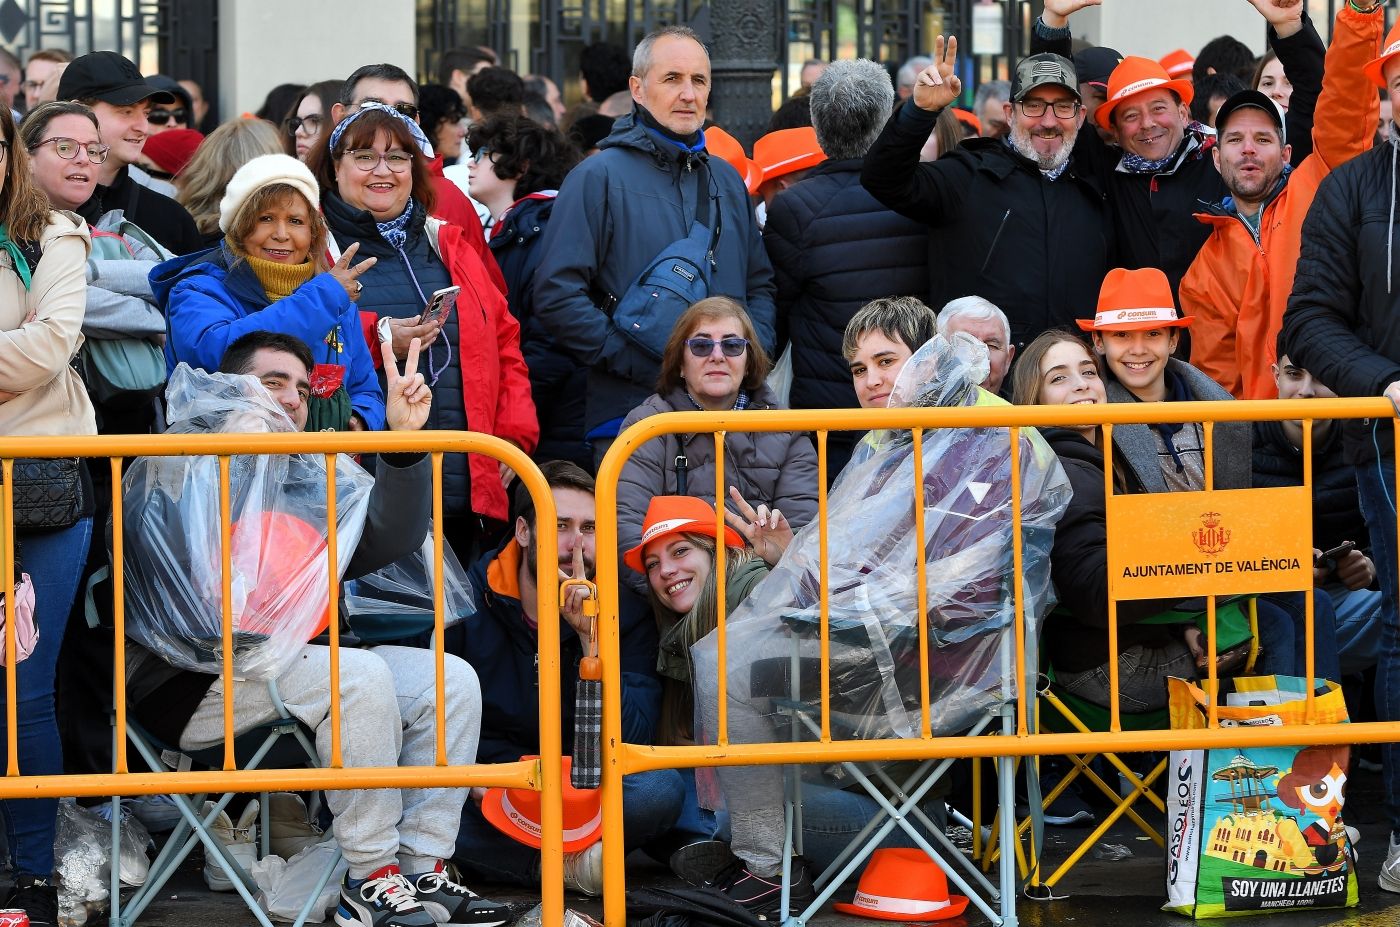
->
[[692, 333, 1071, 746], [121, 364, 374, 681]]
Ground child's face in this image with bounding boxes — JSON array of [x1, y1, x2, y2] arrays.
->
[[848, 331, 914, 409], [1092, 327, 1180, 400]]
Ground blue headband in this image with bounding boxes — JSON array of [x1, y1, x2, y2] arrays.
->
[[329, 101, 435, 158]]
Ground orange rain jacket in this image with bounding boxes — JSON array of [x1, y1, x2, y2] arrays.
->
[[1181, 5, 1382, 399]]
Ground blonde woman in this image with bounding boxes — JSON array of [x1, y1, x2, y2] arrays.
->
[[175, 116, 283, 247]]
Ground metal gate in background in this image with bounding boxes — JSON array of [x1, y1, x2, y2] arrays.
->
[[0, 0, 219, 119]]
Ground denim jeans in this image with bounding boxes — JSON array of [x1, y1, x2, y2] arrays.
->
[[452, 769, 687, 885], [1058, 640, 1196, 713], [1330, 585, 1383, 676], [1254, 591, 1341, 683], [3, 518, 92, 877], [1355, 456, 1400, 837]]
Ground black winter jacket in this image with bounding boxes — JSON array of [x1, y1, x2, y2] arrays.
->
[[763, 157, 929, 442], [532, 107, 778, 434], [491, 194, 589, 468], [1042, 428, 1179, 673], [1281, 139, 1400, 464], [322, 193, 473, 513], [1252, 420, 1368, 557], [861, 105, 1109, 348]]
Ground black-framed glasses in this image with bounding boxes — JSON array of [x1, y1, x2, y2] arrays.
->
[[283, 114, 323, 136], [345, 148, 413, 172], [354, 99, 419, 121], [470, 146, 493, 164], [147, 108, 187, 126], [1017, 99, 1081, 118], [27, 137, 110, 163], [686, 337, 749, 358]]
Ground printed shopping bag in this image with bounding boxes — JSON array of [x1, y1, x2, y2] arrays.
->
[[1163, 674, 1356, 918]]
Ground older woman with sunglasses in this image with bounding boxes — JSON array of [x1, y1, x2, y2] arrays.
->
[[616, 296, 819, 597], [309, 102, 536, 558]]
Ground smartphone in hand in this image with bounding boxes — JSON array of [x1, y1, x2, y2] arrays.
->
[[419, 285, 461, 326]]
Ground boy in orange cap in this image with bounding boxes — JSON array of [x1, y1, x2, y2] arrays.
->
[[1034, 0, 1321, 297], [1282, 9, 1400, 895], [750, 125, 826, 206]]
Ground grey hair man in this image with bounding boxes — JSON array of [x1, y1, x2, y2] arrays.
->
[[763, 57, 931, 476], [973, 79, 1011, 138], [896, 55, 933, 101], [938, 296, 1015, 394]]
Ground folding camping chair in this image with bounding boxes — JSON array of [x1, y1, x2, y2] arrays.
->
[[110, 680, 342, 927], [758, 610, 1022, 926]]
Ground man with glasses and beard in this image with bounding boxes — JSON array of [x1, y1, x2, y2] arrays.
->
[[863, 37, 1109, 351]]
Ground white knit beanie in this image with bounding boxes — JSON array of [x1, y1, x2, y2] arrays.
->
[[218, 154, 321, 234]]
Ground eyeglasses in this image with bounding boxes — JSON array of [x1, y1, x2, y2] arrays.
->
[[283, 115, 323, 136], [686, 337, 749, 358], [20, 80, 42, 96], [147, 108, 187, 126], [344, 148, 413, 172], [353, 99, 420, 121], [0, 74, 9, 87], [27, 137, 110, 163], [470, 146, 494, 163], [1017, 99, 1081, 118]]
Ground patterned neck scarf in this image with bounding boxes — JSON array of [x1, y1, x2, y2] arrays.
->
[[1118, 122, 1209, 174], [0, 224, 33, 290], [376, 200, 416, 251]]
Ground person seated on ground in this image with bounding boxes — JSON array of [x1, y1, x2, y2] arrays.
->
[[439, 461, 714, 897], [122, 330, 510, 927], [1081, 266, 1339, 682], [937, 296, 1015, 396], [1012, 330, 1251, 710], [634, 335, 1070, 919], [617, 297, 819, 598], [152, 153, 385, 432], [1253, 349, 1380, 679]]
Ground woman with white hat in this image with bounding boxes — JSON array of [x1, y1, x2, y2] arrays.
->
[[151, 152, 384, 431]]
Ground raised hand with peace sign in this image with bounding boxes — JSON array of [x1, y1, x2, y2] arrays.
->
[[379, 334, 432, 432], [724, 485, 794, 567], [914, 35, 963, 113], [328, 240, 378, 302]]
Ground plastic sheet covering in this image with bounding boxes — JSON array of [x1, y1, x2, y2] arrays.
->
[[252, 840, 348, 923], [692, 333, 1071, 751], [55, 800, 111, 926], [121, 364, 374, 680], [342, 526, 475, 642]]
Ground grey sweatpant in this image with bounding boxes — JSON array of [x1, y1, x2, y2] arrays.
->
[[181, 644, 481, 878]]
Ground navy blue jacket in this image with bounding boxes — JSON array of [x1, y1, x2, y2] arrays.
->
[[532, 107, 778, 433], [434, 540, 662, 764], [150, 243, 385, 430], [1252, 420, 1368, 557], [491, 194, 589, 468]]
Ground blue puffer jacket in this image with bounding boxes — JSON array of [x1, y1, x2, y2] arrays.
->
[[491, 193, 589, 468], [532, 106, 778, 434], [150, 243, 385, 430]]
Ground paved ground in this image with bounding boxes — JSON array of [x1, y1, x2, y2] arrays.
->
[[110, 760, 1400, 926]]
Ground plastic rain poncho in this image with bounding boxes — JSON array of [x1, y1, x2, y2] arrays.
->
[[691, 333, 1071, 752], [120, 364, 374, 681]]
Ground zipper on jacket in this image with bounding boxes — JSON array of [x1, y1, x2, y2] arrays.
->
[[980, 209, 1012, 274]]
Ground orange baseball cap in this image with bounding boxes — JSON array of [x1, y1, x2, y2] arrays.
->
[[1159, 49, 1195, 79], [1077, 267, 1193, 332], [624, 495, 744, 575], [751, 126, 826, 194], [1095, 56, 1194, 130], [952, 108, 982, 135], [1364, 20, 1400, 89], [832, 849, 970, 921], [704, 125, 760, 193], [481, 757, 603, 852]]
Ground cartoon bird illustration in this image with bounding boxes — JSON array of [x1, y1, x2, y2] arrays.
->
[[1276, 745, 1351, 871]]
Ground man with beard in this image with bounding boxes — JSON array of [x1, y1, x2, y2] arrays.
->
[[1181, 1, 1381, 399], [862, 38, 1109, 349], [438, 461, 694, 896], [1034, 0, 1323, 297]]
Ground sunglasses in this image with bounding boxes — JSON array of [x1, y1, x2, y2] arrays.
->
[[283, 115, 323, 136], [147, 108, 187, 125], [355, 99, 420, 121], [27, 137, 110, 163], [686, 337, 749, 358], [470, 146, 494, 163]]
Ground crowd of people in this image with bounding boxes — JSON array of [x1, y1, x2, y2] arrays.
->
[[2, 0, 1400, 922]]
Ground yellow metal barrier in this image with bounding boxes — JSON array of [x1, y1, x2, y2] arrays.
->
[[593, 397, 1400, 926], [0, 431, 565, 927]]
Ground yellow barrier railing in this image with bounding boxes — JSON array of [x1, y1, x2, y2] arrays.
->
[[593, 397, 1400, 926], [0, 431, 564, 927]]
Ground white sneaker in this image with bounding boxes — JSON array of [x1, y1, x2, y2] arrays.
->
[[1380, 833, 1400, 894], [202, 799, 259, 892], [562, 842, 602, 896], [268, 792, 325, 859]]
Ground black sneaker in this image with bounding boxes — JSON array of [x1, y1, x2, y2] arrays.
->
[[710, 856, 815, 922], [409, 862, 511, 926], [7, 874, 58, 927], [335, 865, 434, 927], [669, 839, 739, 886]]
